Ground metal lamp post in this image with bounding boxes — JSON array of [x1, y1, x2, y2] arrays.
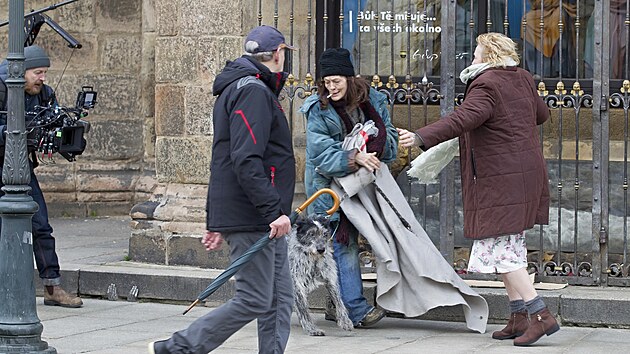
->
[[0, 0, 56, 352]]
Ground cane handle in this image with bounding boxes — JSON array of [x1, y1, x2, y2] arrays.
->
[[294, 188, 339, 216]]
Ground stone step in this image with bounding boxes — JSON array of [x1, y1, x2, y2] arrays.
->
[[128, 187, 309, 268], [129, 231, 231, 268], [35, 261, 630, 329]]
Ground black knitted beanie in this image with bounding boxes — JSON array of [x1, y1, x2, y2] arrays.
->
[[319, 48, 355, 78]]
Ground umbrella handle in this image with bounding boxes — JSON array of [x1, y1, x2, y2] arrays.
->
[[293, 187, 340, 216]]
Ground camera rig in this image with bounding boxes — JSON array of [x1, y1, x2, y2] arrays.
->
[[28, 86, 97, 162], [0, 0, 82, 49], [0, 1, 95, 163]]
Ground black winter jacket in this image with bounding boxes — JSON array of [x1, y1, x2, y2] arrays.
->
[[206, 56, 295, 232], [0, 61, 57, 167]]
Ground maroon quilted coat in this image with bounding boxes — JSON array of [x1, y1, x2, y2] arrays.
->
[[417, 66, 550, 239]]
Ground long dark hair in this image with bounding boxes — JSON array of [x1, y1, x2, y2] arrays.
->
[[317, 75, 371, 110]]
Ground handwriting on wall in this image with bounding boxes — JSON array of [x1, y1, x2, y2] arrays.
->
[[349, 10, 442, 33], [413, 51, 470, 61]]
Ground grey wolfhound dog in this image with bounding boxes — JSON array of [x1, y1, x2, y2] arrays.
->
[[288, 215, 354, 336]]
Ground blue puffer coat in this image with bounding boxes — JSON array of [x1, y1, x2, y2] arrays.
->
[[299, 88, 398, 221]]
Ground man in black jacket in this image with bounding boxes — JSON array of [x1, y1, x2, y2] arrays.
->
[[0, 45, 82, 308], [150, 26, 296, 353]]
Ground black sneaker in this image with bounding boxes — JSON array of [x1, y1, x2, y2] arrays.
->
[[356, 307, 385, 328]]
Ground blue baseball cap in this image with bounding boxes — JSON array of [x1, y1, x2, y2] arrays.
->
[[244, 25, 297, 54]]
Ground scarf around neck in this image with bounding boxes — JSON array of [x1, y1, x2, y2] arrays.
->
[[329, 98, 387, 246], [459, 57, 518, 84]]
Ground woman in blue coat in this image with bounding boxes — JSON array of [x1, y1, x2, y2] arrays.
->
[[300, 48, 398, 327]]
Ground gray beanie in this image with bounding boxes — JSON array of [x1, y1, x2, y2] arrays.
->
[[24, 45, 50, 70]]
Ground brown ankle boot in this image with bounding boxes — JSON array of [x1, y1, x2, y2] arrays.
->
[[513, 307, 560, 346], [44, 286, 83, 308], [492, 311, 528, 340]]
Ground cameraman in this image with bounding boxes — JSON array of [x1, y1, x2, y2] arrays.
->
[[0, 45, 82, 308]]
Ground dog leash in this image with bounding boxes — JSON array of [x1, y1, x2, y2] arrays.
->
[[328, 220, 339, 243]]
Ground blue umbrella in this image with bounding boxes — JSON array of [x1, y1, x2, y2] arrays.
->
[[183, 188, 340, 315]]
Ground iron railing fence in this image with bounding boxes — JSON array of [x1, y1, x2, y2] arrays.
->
[[259, 0, 628, 286]]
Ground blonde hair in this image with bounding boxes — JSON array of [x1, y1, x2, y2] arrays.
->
[[476, 32, 520, 67]]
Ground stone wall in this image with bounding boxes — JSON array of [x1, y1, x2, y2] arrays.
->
[[130, 0, 316, 237], [129, 0, 320, 264], [133, 0, 254, 238], [0, 0, 157, 217]]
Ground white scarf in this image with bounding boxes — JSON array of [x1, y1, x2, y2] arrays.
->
[[459, 57, 518, 84]]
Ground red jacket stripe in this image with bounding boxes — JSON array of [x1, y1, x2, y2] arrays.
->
[[234, 109, 257, 144]]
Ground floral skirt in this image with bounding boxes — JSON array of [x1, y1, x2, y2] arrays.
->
[[467, 232, 527, 274]]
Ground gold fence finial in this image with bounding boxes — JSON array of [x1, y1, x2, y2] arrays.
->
[[402, 74, 414, 90], [538, 81, 548, 96], [386, 75, 398, 89], [302, 73, 315, 96], [371, 74, 382, 88], [286, 74, 297, 87], [571, 81, 583, 96], [554, 81, 566, 95]]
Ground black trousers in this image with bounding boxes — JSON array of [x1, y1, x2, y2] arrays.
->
[[0, 167, 60, 283]]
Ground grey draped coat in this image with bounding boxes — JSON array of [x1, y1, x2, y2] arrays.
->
[[332, 164, 489, 333]]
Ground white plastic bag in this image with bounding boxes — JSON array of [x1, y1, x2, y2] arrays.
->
[[407, 137, 459, 184]]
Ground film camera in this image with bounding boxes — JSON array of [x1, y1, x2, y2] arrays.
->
[[28, 86, 97, 162]]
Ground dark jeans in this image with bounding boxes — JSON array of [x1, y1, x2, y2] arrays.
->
[[332, 230, 373, 325], [0, 167, 60, 284]]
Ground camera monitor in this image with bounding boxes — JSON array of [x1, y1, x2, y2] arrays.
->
[[76, 86, 97, 109]]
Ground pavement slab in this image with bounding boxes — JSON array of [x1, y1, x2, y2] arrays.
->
[[2, 216, 627, 353], [36, 298, 630, 354]]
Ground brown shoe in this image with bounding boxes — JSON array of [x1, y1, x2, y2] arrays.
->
[[513, 308, 560, 346], [44, 286, 83, 308], [356, 307, 385, 328], [492, 311, 528, 340]]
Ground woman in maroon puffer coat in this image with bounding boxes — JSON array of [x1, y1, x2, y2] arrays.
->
[[398, 32, 557, 347]]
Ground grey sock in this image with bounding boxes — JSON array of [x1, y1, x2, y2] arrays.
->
[[525, 296, 546, 315], [509, 299, 526, 313]]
